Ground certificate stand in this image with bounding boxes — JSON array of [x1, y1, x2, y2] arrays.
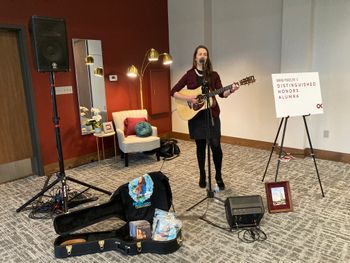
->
[[261, 115, 325, 197]]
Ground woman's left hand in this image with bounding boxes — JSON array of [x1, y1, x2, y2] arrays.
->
[[230, 83, 239, 93]]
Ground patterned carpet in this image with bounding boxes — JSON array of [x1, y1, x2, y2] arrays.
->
[[0, 140, 349, 262]]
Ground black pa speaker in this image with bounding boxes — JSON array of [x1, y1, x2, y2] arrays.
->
[[225, 195, 264, 228], [29, 16, 69, 72]]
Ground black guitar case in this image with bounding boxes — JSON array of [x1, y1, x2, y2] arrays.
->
[[53, 171, 182, 258]]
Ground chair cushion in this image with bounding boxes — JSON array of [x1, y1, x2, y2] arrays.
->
[[120, 135, 160, 153], [135, 121, 152, 137], [124, 117, 147, 136]]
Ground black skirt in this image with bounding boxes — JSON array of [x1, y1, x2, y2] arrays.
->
[[188, 109, 221, 140]]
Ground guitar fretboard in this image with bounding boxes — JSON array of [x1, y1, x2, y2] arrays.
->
[[206, 85, 232, 98], [204, 76, 254, 98]]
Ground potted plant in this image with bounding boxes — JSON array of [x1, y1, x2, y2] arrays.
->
[[80, 106, 102, 133]]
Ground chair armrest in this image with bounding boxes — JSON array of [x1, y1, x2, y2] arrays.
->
[[116, 129, 125, 142], [151, 126, 158, 136]]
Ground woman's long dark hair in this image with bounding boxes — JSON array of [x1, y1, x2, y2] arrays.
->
[[192, 45, 213, 85]]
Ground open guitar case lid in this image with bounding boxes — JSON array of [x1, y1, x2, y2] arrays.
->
[[53, 171, 182, 258]]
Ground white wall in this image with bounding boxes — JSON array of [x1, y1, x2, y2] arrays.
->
[[168, 0, 350, 154], [168, 0, 205, 134], [309, 0, 350, 153], [212, 0, 282, 142]]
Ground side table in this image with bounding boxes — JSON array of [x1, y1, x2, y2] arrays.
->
[[93, 131, 117, 163]]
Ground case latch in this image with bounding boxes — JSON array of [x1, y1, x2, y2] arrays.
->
[[136, 241, 142, 252], [65, 245, 72, 256], [98, 240, 105, 250]]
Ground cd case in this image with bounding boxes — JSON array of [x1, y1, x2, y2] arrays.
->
[[129, 220, 151, 240]]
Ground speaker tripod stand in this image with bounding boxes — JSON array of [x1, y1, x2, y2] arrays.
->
[[16, 71, 111, 213]]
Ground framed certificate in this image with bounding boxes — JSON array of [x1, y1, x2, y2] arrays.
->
[[265, 181, 293, 213], [102, 121, 114, 133]]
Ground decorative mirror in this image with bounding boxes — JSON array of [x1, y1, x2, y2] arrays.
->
[[72, 39, 107, 135]]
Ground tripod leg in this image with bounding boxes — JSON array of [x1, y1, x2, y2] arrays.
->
[[37, 175, 51, 203], [66, 176, 112, 195], [186, 196, 208, 212], [262, 118, 284, 181], [16, 177, 61, 212], [303, 116, 325, 197], [275, 116, 289, 182]]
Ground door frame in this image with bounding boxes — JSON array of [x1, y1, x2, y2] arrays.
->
[[1, 24, 44, 176]]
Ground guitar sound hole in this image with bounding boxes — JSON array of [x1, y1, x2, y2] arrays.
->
[[192, 101, 204, 111]]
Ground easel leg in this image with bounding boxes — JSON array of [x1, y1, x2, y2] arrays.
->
[[303, 116, 325, 197], [275, 116, 289, 182], [262, 118, 284, 182]]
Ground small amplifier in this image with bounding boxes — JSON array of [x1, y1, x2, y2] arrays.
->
[[225, 195, 264, 228]]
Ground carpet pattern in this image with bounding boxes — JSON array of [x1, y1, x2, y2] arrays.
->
[[0, 139, 349, 262]]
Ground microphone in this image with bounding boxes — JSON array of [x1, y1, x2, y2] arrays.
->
[[199, 58, 206, 65]]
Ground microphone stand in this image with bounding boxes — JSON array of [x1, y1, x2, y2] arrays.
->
[[186, 61, 219, 212]]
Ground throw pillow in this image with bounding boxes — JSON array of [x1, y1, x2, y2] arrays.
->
[[124, 117, 147, 136], [135, 121, 153, 137]]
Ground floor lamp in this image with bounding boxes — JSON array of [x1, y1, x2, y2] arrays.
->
[[127, 48, 172, 109]]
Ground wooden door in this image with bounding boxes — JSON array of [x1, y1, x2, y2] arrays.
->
[[149, 69, 170, 115], [0, 29, 33, 183]]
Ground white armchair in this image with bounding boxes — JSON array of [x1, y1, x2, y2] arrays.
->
[[112, 109, 160, 167]]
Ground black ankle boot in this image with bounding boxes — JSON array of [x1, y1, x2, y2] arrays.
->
[[199, 173, 206, 188], [215, 174, 225, 190]]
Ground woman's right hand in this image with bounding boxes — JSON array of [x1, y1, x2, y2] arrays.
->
[[173, 92, 197, 104], [188, 95, 198, 104]]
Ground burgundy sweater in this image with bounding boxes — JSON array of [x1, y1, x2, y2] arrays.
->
[[170, 68, 225, 118]]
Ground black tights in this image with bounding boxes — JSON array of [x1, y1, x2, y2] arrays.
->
[[195, 137, 223, 178]]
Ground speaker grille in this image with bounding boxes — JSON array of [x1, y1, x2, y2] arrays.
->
[[30, 16, 69, 72], [225, 195, 264, 228]]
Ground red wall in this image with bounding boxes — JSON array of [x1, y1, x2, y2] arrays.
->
[[0, 0, 171, 165]]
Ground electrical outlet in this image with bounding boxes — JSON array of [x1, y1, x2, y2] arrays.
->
[[323, 130, 329, 138]]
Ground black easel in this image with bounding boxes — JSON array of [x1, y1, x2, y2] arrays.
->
[[261, 115, 325, 197], [16, 71, 111, 213], [186, 63, 222, 212]]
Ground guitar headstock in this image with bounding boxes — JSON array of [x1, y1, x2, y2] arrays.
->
[[239, 76, 256, 85]]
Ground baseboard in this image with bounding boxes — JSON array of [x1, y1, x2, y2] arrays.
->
[[44, 133, 173, 176], [170, 132, 350, 164], [43, 148, 116, 176], [169, 132, 190, 141], [43, 133, 350, 175], [304, 148, 350, 163], [220, 135, 273, 151], [170, 132, 272, 150]]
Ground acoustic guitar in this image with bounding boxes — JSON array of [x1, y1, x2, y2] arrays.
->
[[174, 75, 256, 120]]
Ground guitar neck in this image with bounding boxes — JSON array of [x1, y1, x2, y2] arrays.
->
[[205, 76, 255, 98], [206, 85, 232, 98]]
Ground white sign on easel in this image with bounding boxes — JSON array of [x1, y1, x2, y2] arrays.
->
[[272, 72, 324, 118]]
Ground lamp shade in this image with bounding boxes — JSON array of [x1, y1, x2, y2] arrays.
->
[[94, 67, 104, 77], [162, 53, 173, 65], [127, 65, 139, 77], [85, 55, 94, 65], [148, 48, 159, 61]]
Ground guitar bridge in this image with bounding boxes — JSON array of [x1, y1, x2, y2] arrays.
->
[[187, 101, 193, 109]]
